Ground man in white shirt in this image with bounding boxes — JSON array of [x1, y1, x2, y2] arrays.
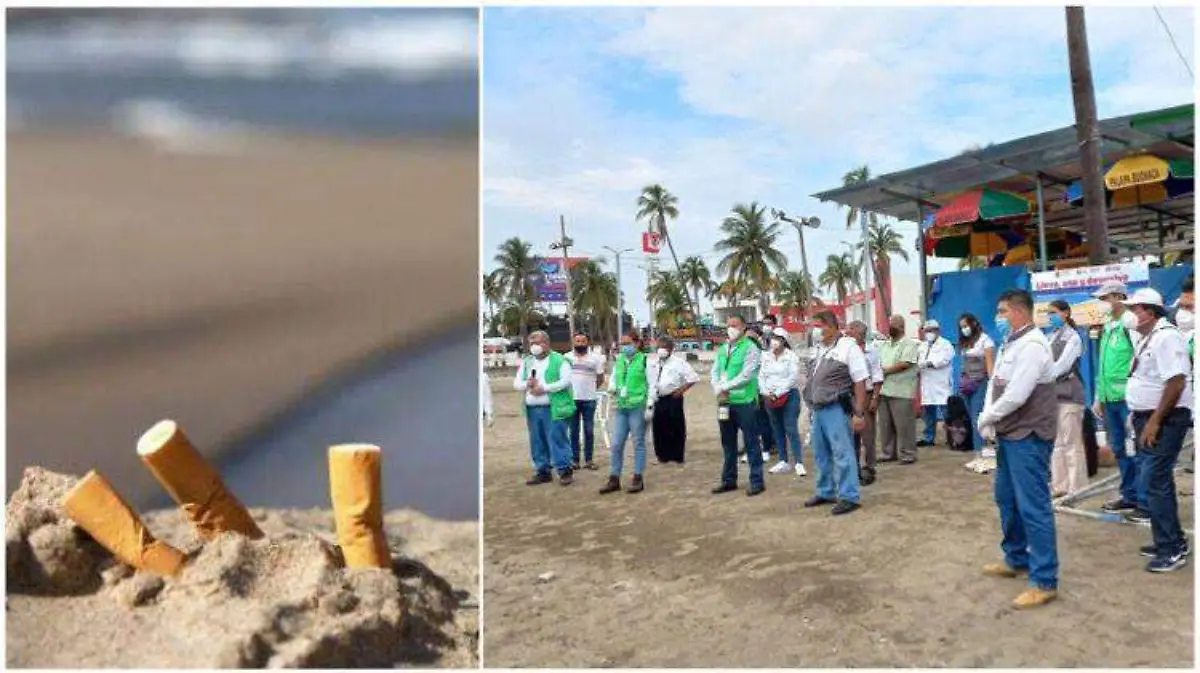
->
[[482, 366, 494, 429], [512, 330, 576, 486], [565, 332, 606, 471], [649, 335, 700, 464], [1123, 288, 1193, 573], [800, 311, 869, 516], [847, 321, 884, 485], [917, 319, 955, 447], [976, 289, 1059, 609]]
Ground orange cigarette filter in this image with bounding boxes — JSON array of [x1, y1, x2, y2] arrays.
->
[[137, 420, 263, 540], [328, 444, 390, 569], [63, 471, 186, 576]]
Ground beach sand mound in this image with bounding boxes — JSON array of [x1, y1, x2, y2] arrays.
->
[[6, 467, 478, 668]]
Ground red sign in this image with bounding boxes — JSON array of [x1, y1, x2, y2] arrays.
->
[[642, 231, 662, 254]]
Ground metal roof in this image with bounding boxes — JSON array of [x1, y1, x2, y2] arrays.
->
[[813, 104, 1194, 254]]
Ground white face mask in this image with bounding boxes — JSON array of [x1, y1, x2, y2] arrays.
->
[[529, 344, 545, 356], [1176, 308, 1195, 331], [656, 347, 670, 359], [960, 326, 972, 337], [924, 332, 937, 343], [1121, 309, 1139, 330], [811, 327, 824, 342], [727, 327, 742, 340], [1100, 302, 1114, 316]]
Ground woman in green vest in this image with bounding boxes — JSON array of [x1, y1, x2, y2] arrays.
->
[[600, 331, 653, 494]]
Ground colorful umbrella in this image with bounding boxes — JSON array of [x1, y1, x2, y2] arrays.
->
[[924, 222, 1026, 259], [1065, 156, 1194, 208], [1000, 229, 1084, 266], [931, 189, 1031, 230]]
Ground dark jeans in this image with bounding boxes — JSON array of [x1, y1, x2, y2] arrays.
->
[[720, 402, 764, 490], [756, 401, 775, 456], [764, 388, 803, 464], [1132, 408, 1192, 558], [994, 433, 1058, 590], [1105, 400, 1148, 509], [570, 399, 597, 464]]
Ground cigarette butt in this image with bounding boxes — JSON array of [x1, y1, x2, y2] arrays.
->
[[329, 444, 390, 569], [63, 471, 186, 576], [137, 420, 263, 540]]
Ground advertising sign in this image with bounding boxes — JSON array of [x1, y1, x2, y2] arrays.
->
[[1030, 262, 1150, 327], [642, 231, 662, 254], [533, 257, 587, 302]]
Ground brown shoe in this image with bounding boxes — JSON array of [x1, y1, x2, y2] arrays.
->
[[598, 476, 621, 495], [1013, 587, 1058, 609], [626, 474, 644, 494], [982, 563, 1028, 579]]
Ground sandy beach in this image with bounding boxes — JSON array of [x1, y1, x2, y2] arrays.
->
[[7, 131, 478, 508], [483, 369, 1194, 667]]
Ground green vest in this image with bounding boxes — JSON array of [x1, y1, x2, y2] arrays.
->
[[716, 338, 759, 405], [612, 352, 649, 409], [1096, 318, 1135, 403], [523, 352, 576, 420]]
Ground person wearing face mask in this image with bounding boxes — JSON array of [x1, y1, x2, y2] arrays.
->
[[649, 336, 699, 465], [711, 315, 767, 497], [976, 289, 1059, 609], [957, 312, 997, 472], [801, 311, 869, 515], [1171, 283, 1195, 474], [1045, 300, 1088, 499], [759, 326, 806, 477], [565, 332, 606, 471], [877, 315, 921, 464], [513, 330, 577, 486], [744, 324, 777, 465], [846, 320, 883, 485], [600, 331, 654, 494], [916, 319, 955, 447], [1092, 281, 1149, 521], [1122, 287, 1193, 572]]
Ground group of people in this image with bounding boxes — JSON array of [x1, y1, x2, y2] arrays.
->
[[505, 277, 1194, 607]]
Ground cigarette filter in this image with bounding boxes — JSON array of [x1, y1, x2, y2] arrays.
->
[[137, 420, 263, 540], [63, 471, 186, 576], [328, 444, 390, 568]]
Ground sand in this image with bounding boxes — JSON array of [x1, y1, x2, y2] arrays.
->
[[6, 467, 479, 668], [7, 131, 478, 508], [483, 371, 1194, 667]]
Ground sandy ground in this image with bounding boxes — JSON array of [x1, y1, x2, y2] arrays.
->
[[6, 468, 478, 668], [7, 131, 478, 508], [483, 370, 1194, 668]]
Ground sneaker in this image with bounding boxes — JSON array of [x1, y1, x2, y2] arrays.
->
[[794, 463, 808, 478], [1147, 552, 1188, 573], [768, 461, 790, 474], [711, 483, 738, 495], [973, 457, 996, 474], [831, 500, 861, 516], [626, 474, 644, 494], [860, 470, 875, 486], [1101, 498, 1137, 513], [746, 485, 765, 497], [761, 451, 771, 462], [1140, 540, 1190, 558], [964, 457, 981, 470], [916, 439, 933, 447], [559, 472, 574, 486], [1126, 509, 1151, 524], [803, 496, 835, 508], [739, 453, 749, 464]]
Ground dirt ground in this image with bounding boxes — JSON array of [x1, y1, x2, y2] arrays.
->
[[483, 370, 1194, 668]]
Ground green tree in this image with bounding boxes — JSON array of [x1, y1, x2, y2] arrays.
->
[[491, 237, 540, 342], [482, 269, 505, 325], [818, 252, 858, 305], [570, 259, 620, 346], [646, 271, 690, 330], [677, 255, 714, 320], [839, 165, 879, 230], [855, 220, 911, 319], [714, 201, 788, 321], [636, 184, 699, 322], [775, 271, 822, 318]]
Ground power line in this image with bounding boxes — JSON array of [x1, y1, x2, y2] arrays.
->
[[1154, 6, 1194, 80]]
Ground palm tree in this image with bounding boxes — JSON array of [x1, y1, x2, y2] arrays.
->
[[677, 255, 714, 319], [498, 303, 545, 338], [855, 221, 911, 318], [709, 276, 746, 312], [714, 202, 788, 321], [482, 270, 505, 324], [818, 252, 858, 305], [492, 237, 540, 342], [839, 165, 878, 230], [636, 184, 699, 322], [774, 271, 822, 318], [571, 259, 620, 346], [646, 271, 690, 330]]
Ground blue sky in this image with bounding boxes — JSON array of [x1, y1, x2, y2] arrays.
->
[[482, 6, 1195, 323]]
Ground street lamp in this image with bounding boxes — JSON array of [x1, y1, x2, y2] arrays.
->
[[602, 246, 634, 343], [771, 208, 821, 285]]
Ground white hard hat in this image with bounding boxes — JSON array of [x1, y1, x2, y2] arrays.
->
[[772, 327, 790, 339], [1122, 287, 1165, 309]]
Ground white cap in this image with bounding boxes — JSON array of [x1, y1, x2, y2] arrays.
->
[[923, 319, 940, 330], [1092, 281, 1128, 299], [1122, 287, 1165, 309], [772, 327, 790, 339]]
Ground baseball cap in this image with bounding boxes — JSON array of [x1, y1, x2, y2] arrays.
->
[[923, 319, 940, 330], [1092, 281, 1128, 299], [1122, 287, 1164, 309]]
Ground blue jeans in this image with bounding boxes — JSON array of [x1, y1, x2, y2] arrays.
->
[[765, 388, 804, 464], [526, 405, 573, 476], [570, 399, 597, 464], [921, 404, 945, 443], [1132, 409, 1192, 558], [719, 402, 764, 489], [964, 386, 987, 453], [1104, 400, 1148, 509], [610, 406, 648, 477], [994, 434, 1058, 590], [811, 404, 860, 504]]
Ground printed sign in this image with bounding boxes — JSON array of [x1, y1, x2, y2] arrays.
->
[[1030, 262, 1150, 327], [533, 257, 588, 302], [642, 231, 662, 254]]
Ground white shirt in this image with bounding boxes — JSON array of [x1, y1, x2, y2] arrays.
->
[[1048, 326, 1083, 379], [710, 338, 762, 394], [962, 332, 996, 358], [758, 348, 801, 397], [918, 335, 955, 405], [482, 368, 493, 419], [651, 353, 700, 398], [862, 342, 885, 391], [1126, 317, 1193, 412], [978, 325, 1054, 429], [565, 351, 605, 401], [811, 336, 870, 384], [513, 354, 573, 406]]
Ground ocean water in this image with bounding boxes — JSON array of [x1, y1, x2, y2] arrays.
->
[[7, 8, 479, 138]]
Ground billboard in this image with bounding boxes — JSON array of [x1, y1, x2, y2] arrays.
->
[[642, 231, 662, 254], [1030, 262, 1150, 327], [533, 256, 588, 302]]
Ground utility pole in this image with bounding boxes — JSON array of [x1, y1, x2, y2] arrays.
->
[[860, 209, 874, 334], [1066, 6, 1110, 264], [603, 245, 633, 343], [550, 215, 576, 337], [771, 209, 820, 285]]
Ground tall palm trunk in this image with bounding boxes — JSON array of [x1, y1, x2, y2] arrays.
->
[[659, 216, 699, 323], [874, 256, 892, 318]]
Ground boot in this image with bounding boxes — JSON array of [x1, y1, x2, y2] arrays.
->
[[598, 476, 621, 495], [981, 562, 1027, 579], [1013, 587, 1057, 609], [626, 474, 644, 493]]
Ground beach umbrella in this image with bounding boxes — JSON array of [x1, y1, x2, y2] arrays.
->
[[923, 222, 1026, 259], [1065, 156, 1194, 208], [1000, 229, 1084, 266], [931, 188, 1032, 230]]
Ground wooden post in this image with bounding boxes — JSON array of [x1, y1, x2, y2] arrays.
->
[[1066, 6, 1110, 264]]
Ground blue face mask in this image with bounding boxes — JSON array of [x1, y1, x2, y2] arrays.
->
[[621, 345, 637, 358], [1047, 313, 1065, 331], [995, 316, 1011, 339]]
